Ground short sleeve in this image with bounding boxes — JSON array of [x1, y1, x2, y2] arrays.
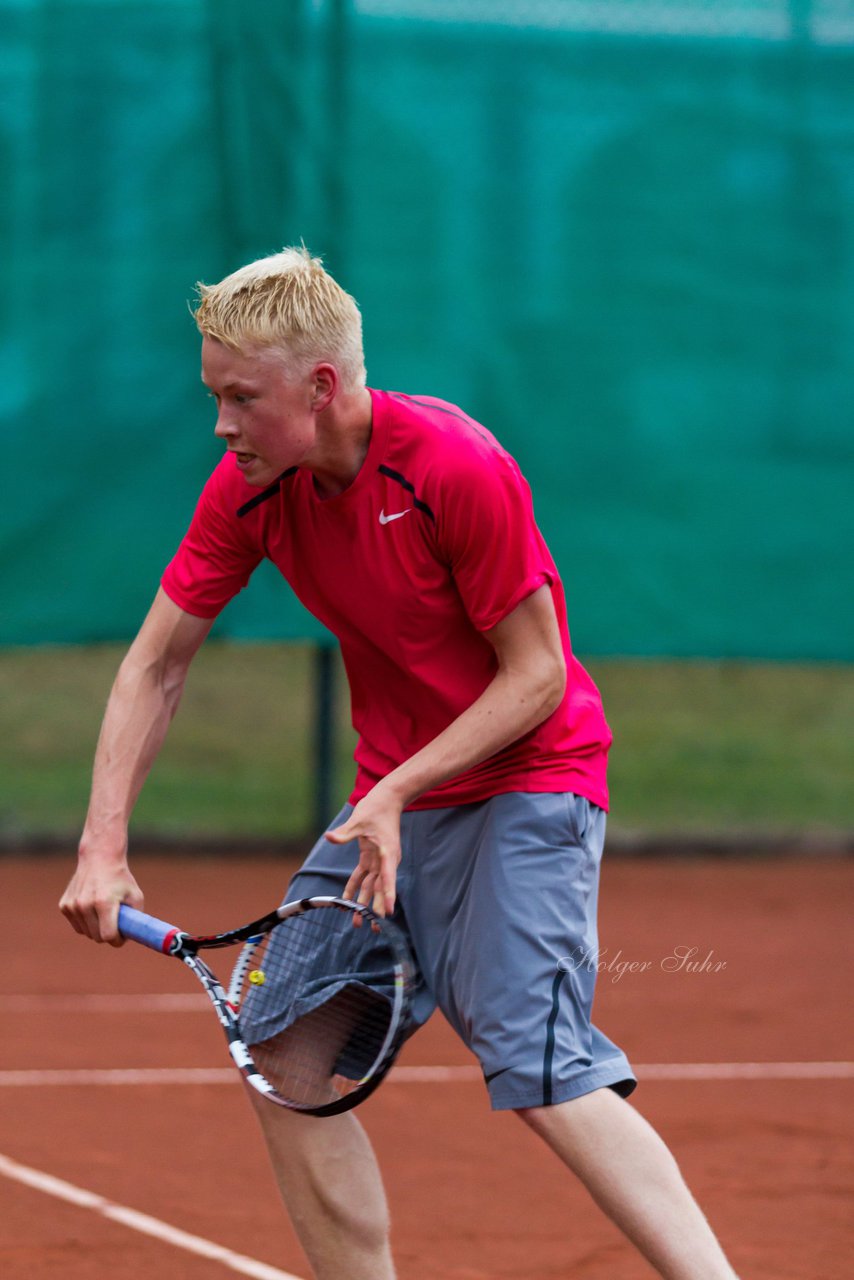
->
[[161, 460, 263, 618], [436, 447, 555, 632]]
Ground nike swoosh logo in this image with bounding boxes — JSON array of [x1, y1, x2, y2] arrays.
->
[[379, 509, 411, 525], [484, 1066, 512, 1085]]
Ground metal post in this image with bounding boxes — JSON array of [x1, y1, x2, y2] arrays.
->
[[322, 0, 349, 272], [312, 2, 347, 838], [313, 642, 337, 835]]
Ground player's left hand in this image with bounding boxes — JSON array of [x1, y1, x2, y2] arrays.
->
[[326, 784, 402, 917]]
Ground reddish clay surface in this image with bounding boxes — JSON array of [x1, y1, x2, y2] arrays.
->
[[0, 853, 851, 1279]]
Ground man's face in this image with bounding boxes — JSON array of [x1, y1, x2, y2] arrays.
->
[[201, 335, 317, 488]]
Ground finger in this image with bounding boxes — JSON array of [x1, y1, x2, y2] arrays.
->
[[71, 909, 97, 941], [59, 884, 89, 936], [101, 902, 126, 948], [343, 864, 367, 901], [77, 899, 125, 946], [357, 870, 379, 910], [379, 850, 398, 916], [372, 879, 387, 918], [59, 899, 86, 937], [82, 902, 108, 945], [381, 874, 396, 916], [325, 820, 359, 846], [355, 870, 384, 917]]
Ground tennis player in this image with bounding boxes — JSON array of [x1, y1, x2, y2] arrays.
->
[[60, 248, 739, 1279]]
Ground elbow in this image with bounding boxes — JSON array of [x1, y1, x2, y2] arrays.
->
[[117, 645, 188, 708], [543, 656, 567, 719], [529, 655, 566, 727]]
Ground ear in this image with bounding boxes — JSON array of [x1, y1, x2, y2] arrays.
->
[[310, 363, 338, 412]]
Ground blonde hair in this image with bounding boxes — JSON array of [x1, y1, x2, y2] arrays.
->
[[194, 246, 366, 392]]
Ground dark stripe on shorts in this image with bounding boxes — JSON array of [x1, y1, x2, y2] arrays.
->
[[542, 968, 566, 1107], [236, 467, 298, 518], [378, 464, 436, 522]]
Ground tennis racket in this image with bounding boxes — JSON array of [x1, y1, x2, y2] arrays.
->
[[118, 896, 414, 1116]]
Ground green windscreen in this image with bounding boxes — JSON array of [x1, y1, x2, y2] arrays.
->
[[2, 1, 852, 658]]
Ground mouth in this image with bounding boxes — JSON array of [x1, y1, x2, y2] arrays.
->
[[230, 450, 257, 469]]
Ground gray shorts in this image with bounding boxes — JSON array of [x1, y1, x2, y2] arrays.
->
[[282, 791, 636, 1111]]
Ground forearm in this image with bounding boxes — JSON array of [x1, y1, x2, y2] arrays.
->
[[380, 659, 565, 810], [329, 585, 566, 916], [79, 649, 187, 862], [61, 593, 211, 942]]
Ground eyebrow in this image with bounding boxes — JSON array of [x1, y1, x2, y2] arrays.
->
[[201, 377, 258, 392]]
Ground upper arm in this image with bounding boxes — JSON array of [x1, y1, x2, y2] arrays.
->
[[437, 447, 556, 633], [484, 585, 566, 700], [160, 459, 263, 619]]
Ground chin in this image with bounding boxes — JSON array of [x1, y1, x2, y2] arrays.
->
[[236, 458, 276, 487]]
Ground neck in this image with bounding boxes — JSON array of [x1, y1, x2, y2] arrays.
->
[[306, 387, 373, 498]]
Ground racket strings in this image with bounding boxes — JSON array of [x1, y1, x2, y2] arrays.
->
[[233, 908, 401, 1108]]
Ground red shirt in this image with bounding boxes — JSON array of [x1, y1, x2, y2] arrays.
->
[[162, 390, 612, 809]]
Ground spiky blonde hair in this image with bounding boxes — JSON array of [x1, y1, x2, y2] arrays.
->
[[194, 246, 366, 392]]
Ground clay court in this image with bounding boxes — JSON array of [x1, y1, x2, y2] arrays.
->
[[1, 851, 851, 1279]]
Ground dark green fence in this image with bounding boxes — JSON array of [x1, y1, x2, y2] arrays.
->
[[3, 1, 852, 658]]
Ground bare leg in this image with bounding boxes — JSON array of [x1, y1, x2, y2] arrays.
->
[[518, 1088, 739, 1280], [249, 1092, 395, 1280]]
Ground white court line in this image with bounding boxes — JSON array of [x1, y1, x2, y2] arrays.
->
[[0, 1068, 237, 1086], [402, 1062, 854, 1082], [8, 994, 207, 1012], [637, 1062, 854, 1081], [0, 1062, 852, 1087], [0, 1151, 304, 1280]]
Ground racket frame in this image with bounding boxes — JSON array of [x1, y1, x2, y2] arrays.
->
[[118, 896, 413, 1115]]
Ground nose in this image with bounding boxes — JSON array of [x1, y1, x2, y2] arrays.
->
[[214, 411, 237, 440]]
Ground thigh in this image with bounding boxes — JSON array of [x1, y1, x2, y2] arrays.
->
[[283, 805, 436, 1035], [404, 793, 636, 1110]]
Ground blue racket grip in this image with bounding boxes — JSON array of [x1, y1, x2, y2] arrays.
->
[[118, 904, 182, 954]]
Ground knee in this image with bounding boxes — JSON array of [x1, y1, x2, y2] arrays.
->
[[252, 1099, 391, 1251]]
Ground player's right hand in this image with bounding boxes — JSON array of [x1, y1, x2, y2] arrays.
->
[[59, 858, 145, 946]]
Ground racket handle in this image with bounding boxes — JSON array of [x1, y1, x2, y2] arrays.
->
[[118, 905, 183, 954]]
